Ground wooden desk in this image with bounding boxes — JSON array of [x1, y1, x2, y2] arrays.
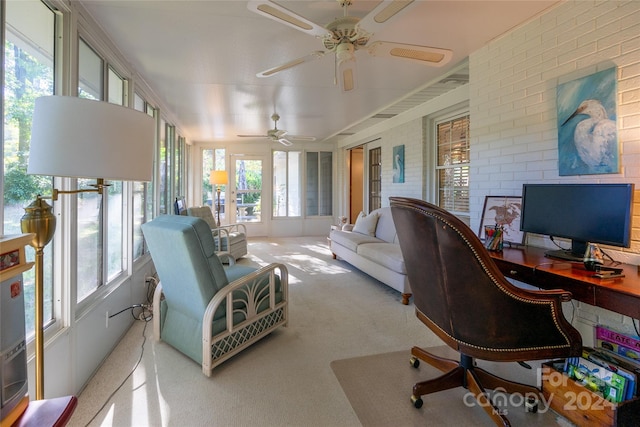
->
[[490, 246, 640, 319]]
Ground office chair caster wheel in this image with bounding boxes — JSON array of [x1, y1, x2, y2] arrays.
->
[[409, 356, 420, 368], [411, 395, 423, 408], [525, 396, 538, 413]]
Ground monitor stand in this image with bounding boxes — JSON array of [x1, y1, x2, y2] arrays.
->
[[544, 249, 584, 263]]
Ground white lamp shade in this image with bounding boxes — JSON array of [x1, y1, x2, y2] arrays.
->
[[28, 96, 155, 181]]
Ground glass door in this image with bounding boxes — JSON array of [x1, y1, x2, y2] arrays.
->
[[228, 158, 263, 226]]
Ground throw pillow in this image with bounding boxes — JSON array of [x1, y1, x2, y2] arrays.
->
[[352, 211, 379, 236]]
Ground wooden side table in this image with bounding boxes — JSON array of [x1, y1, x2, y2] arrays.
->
[[13, 395, 78, 427]]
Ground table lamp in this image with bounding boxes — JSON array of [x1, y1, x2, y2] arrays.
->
[[21, 96, 155, 399], [209, 170, 228, 226]]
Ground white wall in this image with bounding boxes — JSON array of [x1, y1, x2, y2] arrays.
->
[[469, 0, 640, 259]]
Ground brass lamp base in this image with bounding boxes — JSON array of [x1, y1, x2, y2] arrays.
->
[[216, 187, 222, 227], [20, 196, 56, 400]]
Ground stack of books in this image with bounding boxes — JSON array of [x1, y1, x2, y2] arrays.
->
[[564, 325, 640, 403]]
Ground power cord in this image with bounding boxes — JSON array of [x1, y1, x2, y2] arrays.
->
[[549, 236, 568, 251], [108, 304, 153, 322], [84, 315, 150, 427], [145, 275, 158, 305]]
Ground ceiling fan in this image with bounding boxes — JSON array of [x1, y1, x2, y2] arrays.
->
[[249, 0, 453, 92], [237, 113, 316, 146]]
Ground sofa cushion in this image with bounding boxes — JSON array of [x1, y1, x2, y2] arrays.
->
[[357, 242, 406, 274], [353, 211, 379, 236], [330, 229, 382, 252], [373, 207, 398, 243]]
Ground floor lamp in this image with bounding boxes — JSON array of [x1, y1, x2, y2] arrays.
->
[[209, 170, 228, 226], [20, 96, 155, 399]]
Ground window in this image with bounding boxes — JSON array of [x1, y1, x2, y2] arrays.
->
[[158, 118, 168, 214], [106, 67, 126, 282], [3, 0, 56, 337], [76, 39, 130, 301], [369, 147, 381, 212], [273, 150, 301, 217], [132, 93, 154, 260], [174, 135, 185, 201], [306, 151, 332, 216], [436, 115, 470, 221]]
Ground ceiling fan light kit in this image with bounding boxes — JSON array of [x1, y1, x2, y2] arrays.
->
[[250, 0, 453, 92]]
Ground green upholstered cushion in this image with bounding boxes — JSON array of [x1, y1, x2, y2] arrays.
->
[[142, 215, 282, 365]]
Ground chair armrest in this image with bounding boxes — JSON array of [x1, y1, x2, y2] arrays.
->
[[216, 251, 235, 265], [213, 227, 230, 252], [153, 281, 164, 341], [202, 263, 288, 366], [507, 281, 574, 305], [219, 223, 247, 235], [526, 288, 573, 302]]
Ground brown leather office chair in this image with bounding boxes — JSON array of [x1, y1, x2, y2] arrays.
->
[[389, 197, 582, 427]]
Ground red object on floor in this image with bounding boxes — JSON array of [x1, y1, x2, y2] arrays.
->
[[13, 395, 77, 427]]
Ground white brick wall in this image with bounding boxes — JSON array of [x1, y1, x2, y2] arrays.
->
[[470, 0, 640, 335], [380, 118, 424, 205], [470, 0, 640, 256]]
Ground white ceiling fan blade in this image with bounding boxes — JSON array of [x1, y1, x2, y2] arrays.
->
[[288, 135, 316, 141], [356, 0, 416, 34], [237, 134, 268, 138], [367, 41, 453, 66], [274, 129, 287, 138], [278, 138, 294, 147], [257, 51, 325, 78], [248, 1, 331, 38]]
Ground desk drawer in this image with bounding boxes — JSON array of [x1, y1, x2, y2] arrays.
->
[[493, 259, 538, 283]]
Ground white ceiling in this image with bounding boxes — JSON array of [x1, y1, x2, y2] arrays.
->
[[79, 0, 558, 145]]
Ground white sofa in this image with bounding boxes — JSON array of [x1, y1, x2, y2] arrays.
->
[[329, 207, 411, 304]]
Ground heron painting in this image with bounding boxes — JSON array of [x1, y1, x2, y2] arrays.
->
[[392, 144, 404, 183], [557, 67, 618, 176]]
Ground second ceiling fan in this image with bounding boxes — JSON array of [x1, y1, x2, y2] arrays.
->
[[249, 0, 453, 92], [238, 113, 316, 146]]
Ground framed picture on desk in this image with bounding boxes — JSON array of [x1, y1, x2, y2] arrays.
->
[[479, 196, 525, 245]]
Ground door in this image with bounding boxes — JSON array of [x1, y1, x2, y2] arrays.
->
[[228, 156, 266, 236], [349, 146, 364, 222]]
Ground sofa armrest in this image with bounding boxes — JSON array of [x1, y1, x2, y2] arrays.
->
[[342, 224, 354, 232]]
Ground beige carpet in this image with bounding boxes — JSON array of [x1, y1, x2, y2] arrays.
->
[[331, 346, 574, 427]]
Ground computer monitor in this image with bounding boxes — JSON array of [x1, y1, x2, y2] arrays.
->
[[520, 183, 634, 261]]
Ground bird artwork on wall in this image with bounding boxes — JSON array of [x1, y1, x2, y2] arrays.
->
[[557, 67, 619, 175], [392, 144, 404, 183]]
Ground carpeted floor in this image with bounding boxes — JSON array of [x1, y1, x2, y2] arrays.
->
[[331, 346, 573, 427], [69, 237, 444, 426], [68, 237, 575, 426]]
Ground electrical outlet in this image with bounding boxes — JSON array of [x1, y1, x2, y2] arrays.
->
[[106, 311, 109, 328]]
